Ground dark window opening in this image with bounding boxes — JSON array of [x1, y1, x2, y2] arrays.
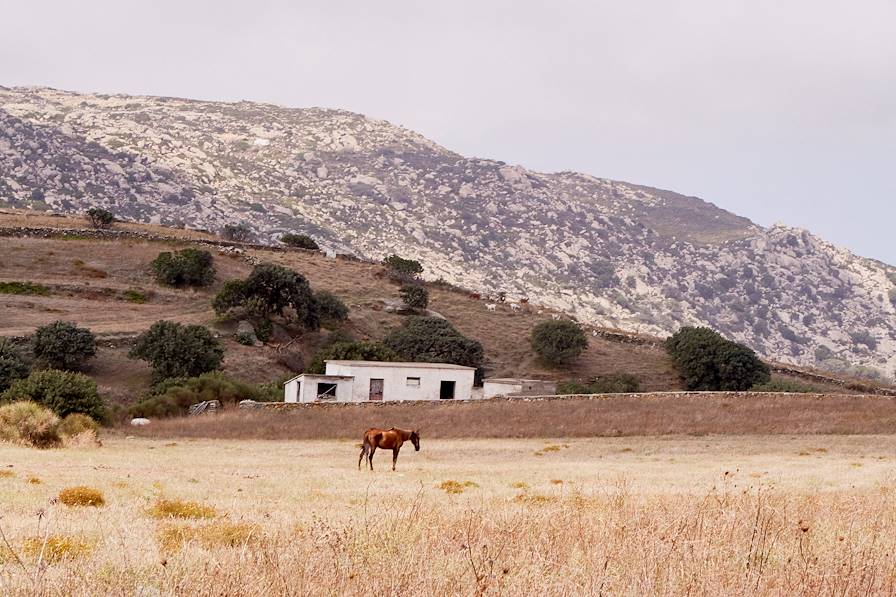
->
[[316, 383, 338, 400], [440, 380, 456, 400]]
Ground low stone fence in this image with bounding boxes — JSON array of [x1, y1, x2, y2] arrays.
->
[[241, 390, 891, 411]]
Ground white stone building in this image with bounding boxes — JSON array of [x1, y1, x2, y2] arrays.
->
[[283, 360, 477, 403]]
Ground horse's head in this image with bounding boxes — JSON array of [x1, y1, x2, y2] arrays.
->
[[410, 430, 420, 451]]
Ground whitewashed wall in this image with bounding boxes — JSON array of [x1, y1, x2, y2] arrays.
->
[[285, 375, 355, 403], [325, 363, 475, 401]]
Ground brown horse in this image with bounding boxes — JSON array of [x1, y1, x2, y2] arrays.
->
[[358, 427, 420, 471]]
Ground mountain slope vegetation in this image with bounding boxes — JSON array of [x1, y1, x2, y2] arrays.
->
[[1, 86, 894, 378]]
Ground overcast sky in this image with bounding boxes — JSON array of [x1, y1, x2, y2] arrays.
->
[[2, 0, 894, 262]]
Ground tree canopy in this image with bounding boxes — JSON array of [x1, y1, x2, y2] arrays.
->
[[31, 321, 96, 370], [306, 341, 399, 374], [129, 321, 224, 382], [213, 264, 320, 330], [383, 317, 483, 369], [665, 326, 770, 391], [151, 248, 215, 287], [530, 320, 588, 366]]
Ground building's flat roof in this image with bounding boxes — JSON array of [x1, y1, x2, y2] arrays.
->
[[325, 360, 476, 371], [283, 373, 355, 384]]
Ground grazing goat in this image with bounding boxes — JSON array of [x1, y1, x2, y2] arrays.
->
[[520, 297, 530, 304], [469, 292, 482, 300], [486, 303, 497, 312], [510, 303, 521, 311], [551, 313, 562, 320]]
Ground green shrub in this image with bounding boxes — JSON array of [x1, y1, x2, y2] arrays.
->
[[306, 341, 399, 374], [221, 223, 252, 242], [531, 320, 588, 366], [130, 372, 265, 418], [666, 326, 770, 391], [1, 370, 105, 420], [556, 381, 591, 395], [889, 288, 896, 307], [85, 207, 114, 229], [0, 281, 50, 296], [0, 401, 61, 448], [0, 341, 29, 392], [752, 379, 822, 393], [151, 249, 215, 287], [557, 373, 640, 394], [129, 321, 224, 382], [281, 233, 320, 250], [849, 330, 878, 351], [315, 291, 349, 324], [31, 321, 96, 370], [255, 318, 273, 343], [235, 331, 255, 346], [382, 254, 423, 281], [124, 290, 148, 304], [383, 317, 483, 369], [256, 376, 292, 402], [590, 373, 640, 393], [212, 280, 249, 315], [400, 284, 429, 310], [213, 264, 319, 330]]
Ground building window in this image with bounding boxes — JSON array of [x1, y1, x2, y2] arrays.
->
[[406, 377, 421, 387], [316, 383, 338, 400]]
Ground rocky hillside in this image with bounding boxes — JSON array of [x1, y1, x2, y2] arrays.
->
[[1, 86, 894, 378]]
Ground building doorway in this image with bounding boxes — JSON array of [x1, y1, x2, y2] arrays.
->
[[440, 380, 456, 400], [369, 378, 384, 401]]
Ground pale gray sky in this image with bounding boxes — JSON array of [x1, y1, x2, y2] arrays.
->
[[2, 0, 894, 262]]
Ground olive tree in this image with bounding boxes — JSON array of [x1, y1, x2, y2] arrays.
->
[[32, 321, 96, 370]]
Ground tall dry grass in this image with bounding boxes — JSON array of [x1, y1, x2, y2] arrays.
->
[[125, 392, 896, 440], [2, 482, 895, 595], [1, 435, 896, 594]]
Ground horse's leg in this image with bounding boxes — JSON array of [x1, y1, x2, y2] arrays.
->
[[358, 443, 367, 470], [392, 448, 399, 471], [369, 445, 376, 471]]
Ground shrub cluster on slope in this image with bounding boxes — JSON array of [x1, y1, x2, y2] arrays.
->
[[557, 373, 641, 394], [213, 263, 321, 330], [665, 326, 770, 391], [85, 207, 114, 229], [314, 291, 349, 325], [531, 320, 588, 367], [151, 248, 215, 287], [383, 317, 483, 370], [400, 284, 429, 310], [382, 254, 423, 282], [1, 369, 105, 420], [31, 321, 96, 370], [0, 341, 29, 392], [280, 233, 319, 250], [131, 372, 278, 418], [129, 321, 224, 382], [306, 341, 399, 375]]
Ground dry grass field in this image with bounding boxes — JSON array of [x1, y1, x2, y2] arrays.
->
[[2, 436, 896, 595], [127, 392, 896, 440]]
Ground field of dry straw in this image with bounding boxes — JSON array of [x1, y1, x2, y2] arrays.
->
[[2, 435, 896, 595]]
